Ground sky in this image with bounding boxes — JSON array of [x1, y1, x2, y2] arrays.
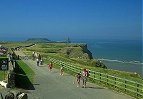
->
[[0, 0, 142, 41]]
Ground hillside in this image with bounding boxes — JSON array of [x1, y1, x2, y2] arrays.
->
[[60, 44, 93, 59], [25, 43, 93, 60], [26, 38, 50, 43]]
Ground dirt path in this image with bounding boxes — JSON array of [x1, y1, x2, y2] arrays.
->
[[13, 51, 133, 99]]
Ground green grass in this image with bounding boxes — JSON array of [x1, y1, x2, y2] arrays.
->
[[0, 71, 8, 81], [0, 71, 4, 80], [0, 42, 33, 48], [0, 57, 8, 81], [15, 60, 34, 82], [25, 47, 61, 53], [14, 60, 35, 89], [23, 47, 142, 82]]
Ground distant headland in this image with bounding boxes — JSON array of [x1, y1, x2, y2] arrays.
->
[[26, 38, 51, 43], [25, 38, 71, 43]]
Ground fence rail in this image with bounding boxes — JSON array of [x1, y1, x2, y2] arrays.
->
[[46, 56, 143, 99]]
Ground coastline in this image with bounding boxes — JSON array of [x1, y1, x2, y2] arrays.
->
[[98, 59, 143, 78], [98, 58, 143, 65]]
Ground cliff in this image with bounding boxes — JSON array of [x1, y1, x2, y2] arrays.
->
[[24, 42, 106, 68], [60, 43, 93, 59]]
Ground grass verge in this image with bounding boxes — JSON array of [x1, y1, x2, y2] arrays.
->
[[14, 60, 35, 90], [0, 57, 8, 81]]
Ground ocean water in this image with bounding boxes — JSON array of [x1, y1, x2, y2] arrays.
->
[[73, 39, 143, 77], [93, 41, 141, 61]]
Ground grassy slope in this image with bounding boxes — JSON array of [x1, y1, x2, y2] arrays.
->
[[15, 60, 34, 82], [14, 60, 34, 89], [23, 43, 142, 81]]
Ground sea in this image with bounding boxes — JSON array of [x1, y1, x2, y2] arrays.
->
[[73, 39, 143, 78]]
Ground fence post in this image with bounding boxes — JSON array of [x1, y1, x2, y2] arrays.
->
[[94, 72, 96, 81], [114, 77, 116, 88], [88, 70, 90, 77], [124, 80, 127, 92], [100, 73, 101, 83], [136, 83, 139, 98], [107, 75, 108, 85]]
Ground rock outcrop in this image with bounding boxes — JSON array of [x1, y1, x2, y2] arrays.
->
[[61, 44, 93, 59]]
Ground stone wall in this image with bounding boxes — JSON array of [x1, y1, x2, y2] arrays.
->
[[7, 61, 15, 88], [0, 92, 28, 99], [0, 59, 15, 88]]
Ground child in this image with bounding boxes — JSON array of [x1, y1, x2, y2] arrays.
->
[[60, 64, 64, 75], [49, 62, 53, 72], [74, 73, 81, 87]]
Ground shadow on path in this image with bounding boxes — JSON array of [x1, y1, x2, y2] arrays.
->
[[86, 86, 104, 89]]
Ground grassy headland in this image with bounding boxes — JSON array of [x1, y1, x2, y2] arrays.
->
[[1, 41, 142, 80], [22, 42, 142, 80], [1, 40, 142, 98]]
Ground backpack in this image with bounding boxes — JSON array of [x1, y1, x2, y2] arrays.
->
[[86, 70, 90, 77]]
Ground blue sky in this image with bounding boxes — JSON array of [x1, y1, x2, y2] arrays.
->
[[0, 0, 142, 41]]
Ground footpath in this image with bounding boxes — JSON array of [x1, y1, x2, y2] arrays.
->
[[4, 51, 133, 99]]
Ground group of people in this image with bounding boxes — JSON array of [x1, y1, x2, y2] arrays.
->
[[32, 52, 43, 66], [74, 69, 89, 88], [36, 58, 43, 66], [48, 62, 89, 88], [48, 62, 64, 76], [32, 52, 89, 88]]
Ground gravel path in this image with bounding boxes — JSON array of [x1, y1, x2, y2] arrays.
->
[[10, 51, 133, 99]]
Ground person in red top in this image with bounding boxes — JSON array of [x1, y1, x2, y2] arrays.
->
[[49, 62, 53, 72]]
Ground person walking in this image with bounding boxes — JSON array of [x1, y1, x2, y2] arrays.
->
[[49, 62, 53, 72], [82, 68, 88, 88], [40, 59, 43, 65], [74, 73, 81, 87], [38, 54, 41, 61], [60, 63, 64, 75], [32, 52, 35, 60], [36, 58, 39, 66]]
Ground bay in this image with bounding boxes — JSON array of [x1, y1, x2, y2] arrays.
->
[[73, 39, 143, 78]]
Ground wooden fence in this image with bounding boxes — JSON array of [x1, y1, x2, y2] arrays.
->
[[46, 56, 143, 99]]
